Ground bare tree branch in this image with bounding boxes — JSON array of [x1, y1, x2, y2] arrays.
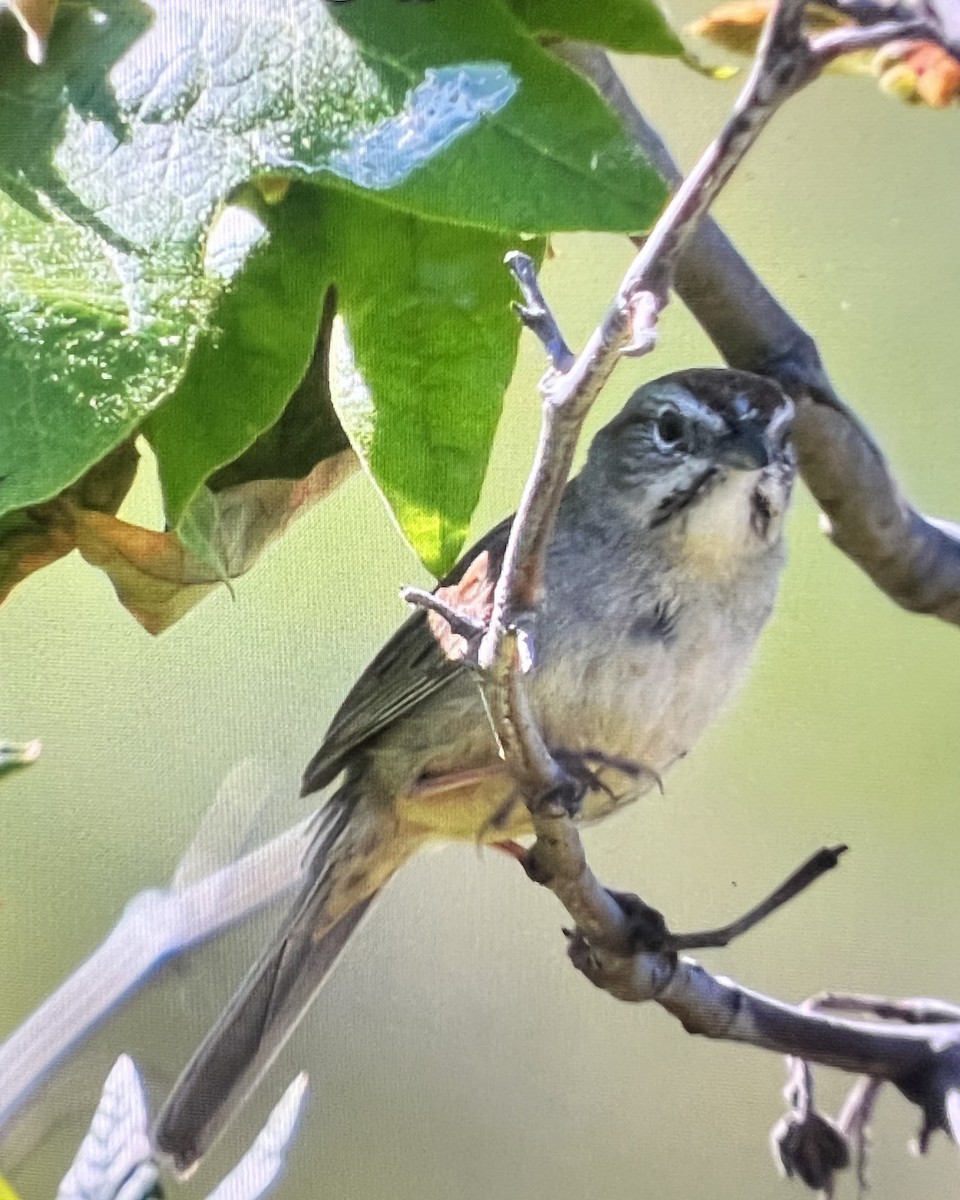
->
[[0, 809, 312, 1129], [436, 5, 960, 1193], [820, 0, 960, 58], [554, 41, 960, 626], [6, 6, 959, 1193]]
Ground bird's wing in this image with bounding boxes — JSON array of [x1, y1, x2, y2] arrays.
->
[[301, 516, 513, 797]]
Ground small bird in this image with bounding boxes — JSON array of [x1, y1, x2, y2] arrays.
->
[[154, 368, 796, 1171]]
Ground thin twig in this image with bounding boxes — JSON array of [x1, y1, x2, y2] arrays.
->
[[474, 3, 960, 1185], [504, 251, 575, 373], [836, 1076, 882, 1193], [479, 0, 851, 946], [820, 0, 960, 58], [667, 844, 847, 951], [811, 18, 931, 59], [807, 993, 960, 1024], [478, 0, 833, 868], [400, 586, 485, 641]]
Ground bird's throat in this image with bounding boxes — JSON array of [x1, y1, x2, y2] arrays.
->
[[679, 469, 786, 576]]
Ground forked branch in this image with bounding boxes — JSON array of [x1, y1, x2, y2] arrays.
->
[[407, 0, 960, 1191], [556, 30, 960, 625]]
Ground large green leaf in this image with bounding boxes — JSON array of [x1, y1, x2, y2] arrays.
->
[[506, 0, 684, 55], [0, 0, 666, 610], [144, 186, 337, 527], [0, 186, 212, 516], [319, 0, 667, 231], [324, 190, 542, 576]]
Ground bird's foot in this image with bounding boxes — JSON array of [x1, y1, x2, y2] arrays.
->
[[547, 748, 655, 818], [605, 888, 672, 954]]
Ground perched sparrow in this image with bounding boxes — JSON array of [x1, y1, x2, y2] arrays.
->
[[155, 368, 795, 1170]]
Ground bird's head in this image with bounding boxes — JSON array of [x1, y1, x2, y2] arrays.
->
[[581, 368, 796, 561]]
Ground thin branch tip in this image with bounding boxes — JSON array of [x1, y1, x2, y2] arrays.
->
[[400, 585, 486, 643], [504, 248, 574, 372]]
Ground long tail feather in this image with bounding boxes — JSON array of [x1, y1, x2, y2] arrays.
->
[[153, 799, 410, 1173]]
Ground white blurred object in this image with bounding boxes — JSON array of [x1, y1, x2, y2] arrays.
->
[[0, 761, 312, 1129], [205, 1074, 309, 1200], [56, 1056, 158, 1200], [56, 1057, 308, 1200], [172, 759, 282, 890]]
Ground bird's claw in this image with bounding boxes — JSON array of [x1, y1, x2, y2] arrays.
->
[[549, 748, 651, 817], [606, 889, 672, 954]]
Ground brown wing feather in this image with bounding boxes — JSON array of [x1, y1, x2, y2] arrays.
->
[[300, 516, 512, 797]]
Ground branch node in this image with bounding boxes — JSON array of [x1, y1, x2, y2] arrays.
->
[[608, 889, 672, 954], [620, 290, 662, 358]]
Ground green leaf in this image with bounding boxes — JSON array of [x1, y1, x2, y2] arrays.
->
[[320, 0, 667, 232], [325, 190, 543, 576], [506, 0, 684, 56], [0, 0, 664, 583], [0, 189, 211, 517], [144, 187, 336, 529]]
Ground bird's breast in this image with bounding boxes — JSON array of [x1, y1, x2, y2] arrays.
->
[[530, 567, 777, 809]]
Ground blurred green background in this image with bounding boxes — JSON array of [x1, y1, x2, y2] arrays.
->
[[2, 28, 960, 1200]]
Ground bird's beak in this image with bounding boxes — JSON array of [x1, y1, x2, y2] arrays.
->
[[717, 423, 771, 470], [718, 401, 794, 471]]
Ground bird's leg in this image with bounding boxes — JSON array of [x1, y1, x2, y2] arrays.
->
[[549, 747, 656, 813], [604, 889, 672, 952]]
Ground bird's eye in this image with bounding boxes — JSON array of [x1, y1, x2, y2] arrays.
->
[[654, 408, 685, 451]]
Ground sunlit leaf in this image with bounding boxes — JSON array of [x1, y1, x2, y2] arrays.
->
[[0, 0, 666, 625], [507, 0, 683, 56], [326, 199, 542, 576]]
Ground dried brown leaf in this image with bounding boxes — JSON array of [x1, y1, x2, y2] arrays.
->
[[74, 450, 358, 634], [0, 441, 139, 601], [874, 38, 960, 105], [690, 0, 960, 106], [687, 0, 844, 55]]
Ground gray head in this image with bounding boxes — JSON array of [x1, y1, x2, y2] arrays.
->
[[580, 368, 796, 554]]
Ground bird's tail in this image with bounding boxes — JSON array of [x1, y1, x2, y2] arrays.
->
[[153, 795, 416, 1175]]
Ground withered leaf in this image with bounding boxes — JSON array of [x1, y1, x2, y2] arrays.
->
[[690, 0, 960, 106], [74, 450, 357, 635], [0, 440, 138, 602]]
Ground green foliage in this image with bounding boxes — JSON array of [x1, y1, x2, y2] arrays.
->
[[0, 0, 676, 625], [507, 0, 684, 55], [325, 191, 542, 575]]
